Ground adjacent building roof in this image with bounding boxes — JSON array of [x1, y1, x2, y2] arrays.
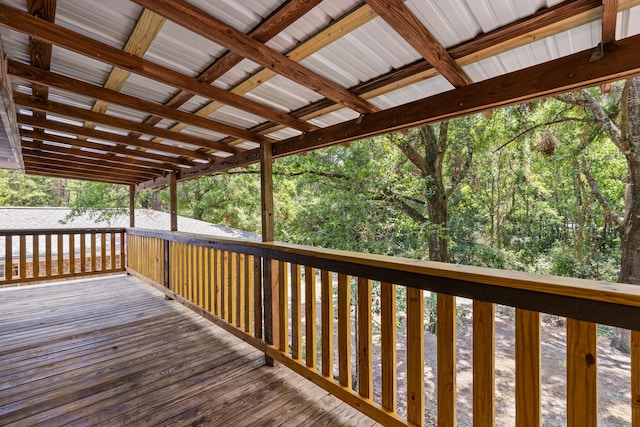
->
[[0, 0, 638, 187]]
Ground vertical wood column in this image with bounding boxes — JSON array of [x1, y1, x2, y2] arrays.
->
[[129, 184, 135, 228], [169, 171, 177, 232], [261, 141, 279, 365]]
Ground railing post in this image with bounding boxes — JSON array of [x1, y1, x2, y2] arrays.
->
[[261, 141, 279, 365]]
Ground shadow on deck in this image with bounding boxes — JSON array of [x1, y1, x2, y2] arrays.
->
[[0, 275, 379, 426]]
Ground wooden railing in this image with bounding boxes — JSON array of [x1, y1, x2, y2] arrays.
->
[[125, 228, 640, 427], [0, 228, 126, 286]]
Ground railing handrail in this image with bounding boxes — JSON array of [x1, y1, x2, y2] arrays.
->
[[126, 227, 640, 330], [0, 227, 126, 236]]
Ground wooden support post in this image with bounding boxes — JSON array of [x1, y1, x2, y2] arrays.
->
[[169, 171, 177, 232], [261, 141, 279, 365], [129, 184, 135, 228]]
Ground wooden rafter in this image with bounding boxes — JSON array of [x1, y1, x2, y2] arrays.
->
[[21, 139, 174, 172], [7, 61, 274, 145], [20, 129, 188, 168], [24, 163, 143, 184], [364, 0, 472, 88], [132, 0, 378, 115], [139, 31, 640, 188], [602, 0, 619, 43], [27, 0, 55, 104], [137, 0, 322, 133], [0, 3, 314, 133], [24, 168, 137, 185], [16, 113, 214, 161], [14, 94, 241, 154]]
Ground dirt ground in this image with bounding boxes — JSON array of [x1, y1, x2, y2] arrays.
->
[[365, 299, 632, 426]]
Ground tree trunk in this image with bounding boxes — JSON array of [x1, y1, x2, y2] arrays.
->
[[427, 194, 449, 262]]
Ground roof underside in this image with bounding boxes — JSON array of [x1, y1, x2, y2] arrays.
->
[[0, 0, 639, 187]]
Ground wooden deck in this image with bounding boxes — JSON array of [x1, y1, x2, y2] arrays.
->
[[0, 275, 379, 427]]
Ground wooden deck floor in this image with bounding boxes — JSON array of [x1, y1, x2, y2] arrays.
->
[[0, 275, 379, 427]]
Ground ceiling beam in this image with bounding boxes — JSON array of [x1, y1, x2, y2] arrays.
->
[[364, 0, 472, 88], [137, 0, 322, 134], [22, 149, 162, 178], [16, 113, 214, 161], [24, 167, 137, 185], [23, 156, 157, 181], [21, 139, 175, 172], [136, 30, 640, 189], [132, 0, 378, 115], [27, 0, 55, 103], [602, 0, 619, 43], [0, 3, 314, 133], [20, 129, 187, 168], [14, 93, 241, 154], [8, 61, 274, 145], [24, 162, 144, 184]]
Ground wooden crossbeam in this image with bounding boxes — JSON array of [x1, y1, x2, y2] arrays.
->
[[24, 162, 143, 184], [364, 0, 472, 88], [20, 129, 189, 168], [27, 0, 55, 103], [24, 167, 137, 185], [0, 3, 313, 133], [132, 0, 378, 115], [8, 61, 273, 145], [14, 94, 241, 154], [602, 0, 619, 43], [16, 113, 214, 161]]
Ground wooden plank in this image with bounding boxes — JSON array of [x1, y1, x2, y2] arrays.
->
[[516, 309, 541, 427], [365, 0, 471, 87], [5, 235, 12, 281], [68, 233, 75, 275], [120, 231, 125, 270], [79, 233, 86, 273], [244, 254, 252, 333], [221, 251, 228, 320], [438, 294, 457, 427], [357, 277, 372, 398], [229, 252, 237, 325], [602, 0, 619, 43], [254, 256, 262, 339], [19, 235, 26, 279], [110, 232, 116, 271], [203, 247, 210, 312], [90, 233, 96, 272], [278, 260, 289, 354], [237, 253, 245, 329], [305, 266, 317, 369], [291, 263, 302, 360], [321, 269, 333, 377], [32, 234, 40, 278], [337, 273, 351, 388], [633, 330, 640, 427], [101, 233, 107, 271], [566, 318, 597, 427], [406, 287, 424, 426], [473, 300, 495, 427], [133, 0, 377, 115], [57, 233, 64, 275], [381, 281, 397, 412]]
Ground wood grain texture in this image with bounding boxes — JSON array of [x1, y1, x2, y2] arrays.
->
[[291, 263, 302, 360], [602, 0, 619, 43], [566, 319, 597, 427], [337, 273, 351, 388], [321, 269, 333, 377], [406, 287, 424, 425], [633, 330, 640, 427], [515, 309, 541, 427], [305, 266, 317, 369], [278, 260, 289, 354], [437, 294, 456, 427], [473, 300, 495, 427], [381, 281, 397, 412], [358, 276, 373, 398]]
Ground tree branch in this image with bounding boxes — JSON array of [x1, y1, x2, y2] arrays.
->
[[445, 142, 473, 198], [580, 157, 624, 228], [493, 117, 596, 152]]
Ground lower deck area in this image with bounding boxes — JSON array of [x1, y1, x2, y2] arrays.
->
[[0, 275, 378, 426]]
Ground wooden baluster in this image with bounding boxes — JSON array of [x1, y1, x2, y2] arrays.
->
[[245, 255, 253, 334], [321, 269, 333, 377], [358, 277, 373, 398], [120, 231, 125, 269], [566, 319, 597, 427], [381, 281, 397, 413], [215, 250, 222, 317], [196, 246, 203, 306], [221, 251, 227, 320], [516, 309, 541, 427], [338, 273, 352, 388], [229, 252, 237, 324], [19, 235, 26, 280], [204, 247, 210, 312], [407, 287, 424, 426], [291, 263, 302, 361], [438, 294, 457, 427], [5, 235, 12, 281], [237, 253, 245, 329], [90, 233, 96, 272], [254, 256, 262, 339], [45, 234, 52, 277], [68, 234, 75, 275], [305, 266, 317, 369], [101, 233, 107, 271], [633, 330, 640, 427], [473, 301, 495, 427], [180, 243, 187, 296], [110, 232, 116, 270], [32, 234, 39, 279], [80, 233, 86, 273], [57, 233, 64, 275], [279, 260, 289, 354]]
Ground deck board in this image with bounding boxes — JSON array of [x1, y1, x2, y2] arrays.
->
[[0, 275, 379, 427]]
